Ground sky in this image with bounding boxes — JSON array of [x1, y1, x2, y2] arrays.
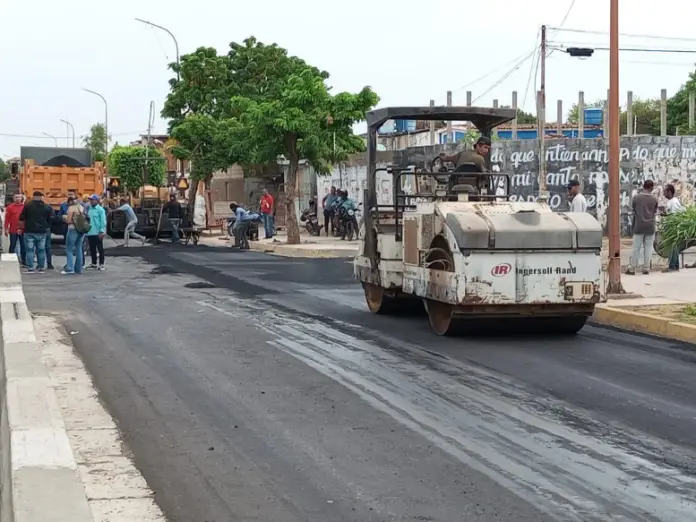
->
[[2, 0, 696, 159]]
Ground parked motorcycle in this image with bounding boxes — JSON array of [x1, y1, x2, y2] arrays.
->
[[300, 207, 322, 236]]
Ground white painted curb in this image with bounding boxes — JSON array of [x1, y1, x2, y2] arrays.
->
[[0, 254, 93, 521]]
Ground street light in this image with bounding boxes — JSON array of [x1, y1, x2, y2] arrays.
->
[[42, 132, 58, 147], [82, 88, 108, 159], [59, 120, 75, 147], [135, 18, 180, 81]]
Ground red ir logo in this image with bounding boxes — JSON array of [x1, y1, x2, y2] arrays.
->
[[491, 263, 512, 277]]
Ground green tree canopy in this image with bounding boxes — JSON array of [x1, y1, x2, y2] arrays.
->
[[0, 158, 7, 182], [162, 36, 379, 244], [107, 145, 166, 194], [667, 69, 696, 134], [83, 123, 109, 162]]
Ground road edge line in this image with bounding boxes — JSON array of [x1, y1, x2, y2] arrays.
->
[[592, 305, 696, 344], [0, 254, 93, 521]]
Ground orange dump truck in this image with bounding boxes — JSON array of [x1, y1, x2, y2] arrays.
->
[[21, 159, 105, 209], [20, 159, 105, 236]]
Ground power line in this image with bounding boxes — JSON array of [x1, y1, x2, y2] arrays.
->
[[548, 1, 577, 59], [0, 130, 148, 139], [551, 44, 696, 54], [547, 26, 696, 43], [522, 38, 541, 112], [547, 53, 696, 66], [558, 0, 577, 28], [472, 50, 536, 104], [434, 48, 539, 103]]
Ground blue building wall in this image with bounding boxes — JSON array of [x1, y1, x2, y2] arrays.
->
[[496, 128, 604, 140], [440, 128, 604, 143]]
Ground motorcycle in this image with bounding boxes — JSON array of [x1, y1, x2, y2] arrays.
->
[[300, 207, 322, 236], [336, 204, 361, 241]]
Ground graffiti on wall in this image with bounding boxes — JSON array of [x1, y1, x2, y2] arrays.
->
[[317, 137, 696, 236]]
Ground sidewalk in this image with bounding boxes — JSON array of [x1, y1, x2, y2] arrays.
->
[[198, 231, 359, 258], [593, 269, 696, 343]]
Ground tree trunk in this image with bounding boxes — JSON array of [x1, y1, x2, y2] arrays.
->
[[285, 156, 301, 245]]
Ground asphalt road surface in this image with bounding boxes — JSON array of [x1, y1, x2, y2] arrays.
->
[[22, 244, 696, 522]]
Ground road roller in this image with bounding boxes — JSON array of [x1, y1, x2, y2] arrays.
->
[[354, 106, 607, 335]]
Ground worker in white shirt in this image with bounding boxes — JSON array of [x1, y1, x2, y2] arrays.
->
[[663, 183, 684, 271], [567, 179, 588, 212]]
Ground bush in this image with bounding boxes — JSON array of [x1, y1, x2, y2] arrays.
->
[[658, 204, 696, 252]]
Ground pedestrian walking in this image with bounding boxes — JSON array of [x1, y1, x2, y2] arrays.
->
[[4, 193, 26, 265], [260, 189, 275, 239], [163, 195, 182, 243], [20, 191, 53, 274], [112, 198, 145, 247], [62, 195, 89, 275], [567, 180, 588, 212], [627, 179, 659, 275], [86, 194, 107, 270]]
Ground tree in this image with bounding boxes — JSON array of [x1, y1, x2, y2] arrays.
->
[[566, 99, 604, 124], [107, 145, 166, 194], [0, 159, 7, 182], [83, 123, 109, 162], [667, 69, 696, 134], [622, 97, 661, 135], [223, 67, 378, 244], [162, 37, 379, 244], [500, 106, 536, 124]]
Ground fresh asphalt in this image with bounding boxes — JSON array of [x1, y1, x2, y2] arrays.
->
[[21, 242, 696, 522]]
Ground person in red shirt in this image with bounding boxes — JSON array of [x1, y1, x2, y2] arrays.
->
[[4, 193, 26, 265], [259, 189, 275, 239]]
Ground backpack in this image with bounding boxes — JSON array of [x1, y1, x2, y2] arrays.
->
[[72, 210, 91, 234]]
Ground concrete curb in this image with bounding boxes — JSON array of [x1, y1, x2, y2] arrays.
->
[[0, 254, 93, 521], [592, 304, 696, 344], [249, 241, 358, 259]]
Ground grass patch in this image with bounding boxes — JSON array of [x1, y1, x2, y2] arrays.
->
[[625, 303, 696, 325]]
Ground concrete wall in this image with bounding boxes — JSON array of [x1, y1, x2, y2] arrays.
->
[[317, 137, 696, 235]]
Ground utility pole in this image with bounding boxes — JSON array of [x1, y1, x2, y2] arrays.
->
[[537, 25, 548, 200], [607, 0, 624, 294]]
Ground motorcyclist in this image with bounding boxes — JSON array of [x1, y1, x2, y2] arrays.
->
[[337, 191, 358, 240]]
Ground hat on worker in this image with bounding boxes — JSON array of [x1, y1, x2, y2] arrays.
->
[[567, 179, 580, 189], [88, 194, 100, 200]]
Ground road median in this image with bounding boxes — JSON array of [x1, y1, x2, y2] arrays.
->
[[592, 301, 696, 344]]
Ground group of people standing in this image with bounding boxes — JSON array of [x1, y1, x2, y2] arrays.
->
[[568, 178, 685, 274], [3, 191, 108, 274], [320, 186, 357, 237]]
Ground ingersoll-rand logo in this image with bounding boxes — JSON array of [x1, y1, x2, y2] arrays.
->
[[490, 263, 512, 277]]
